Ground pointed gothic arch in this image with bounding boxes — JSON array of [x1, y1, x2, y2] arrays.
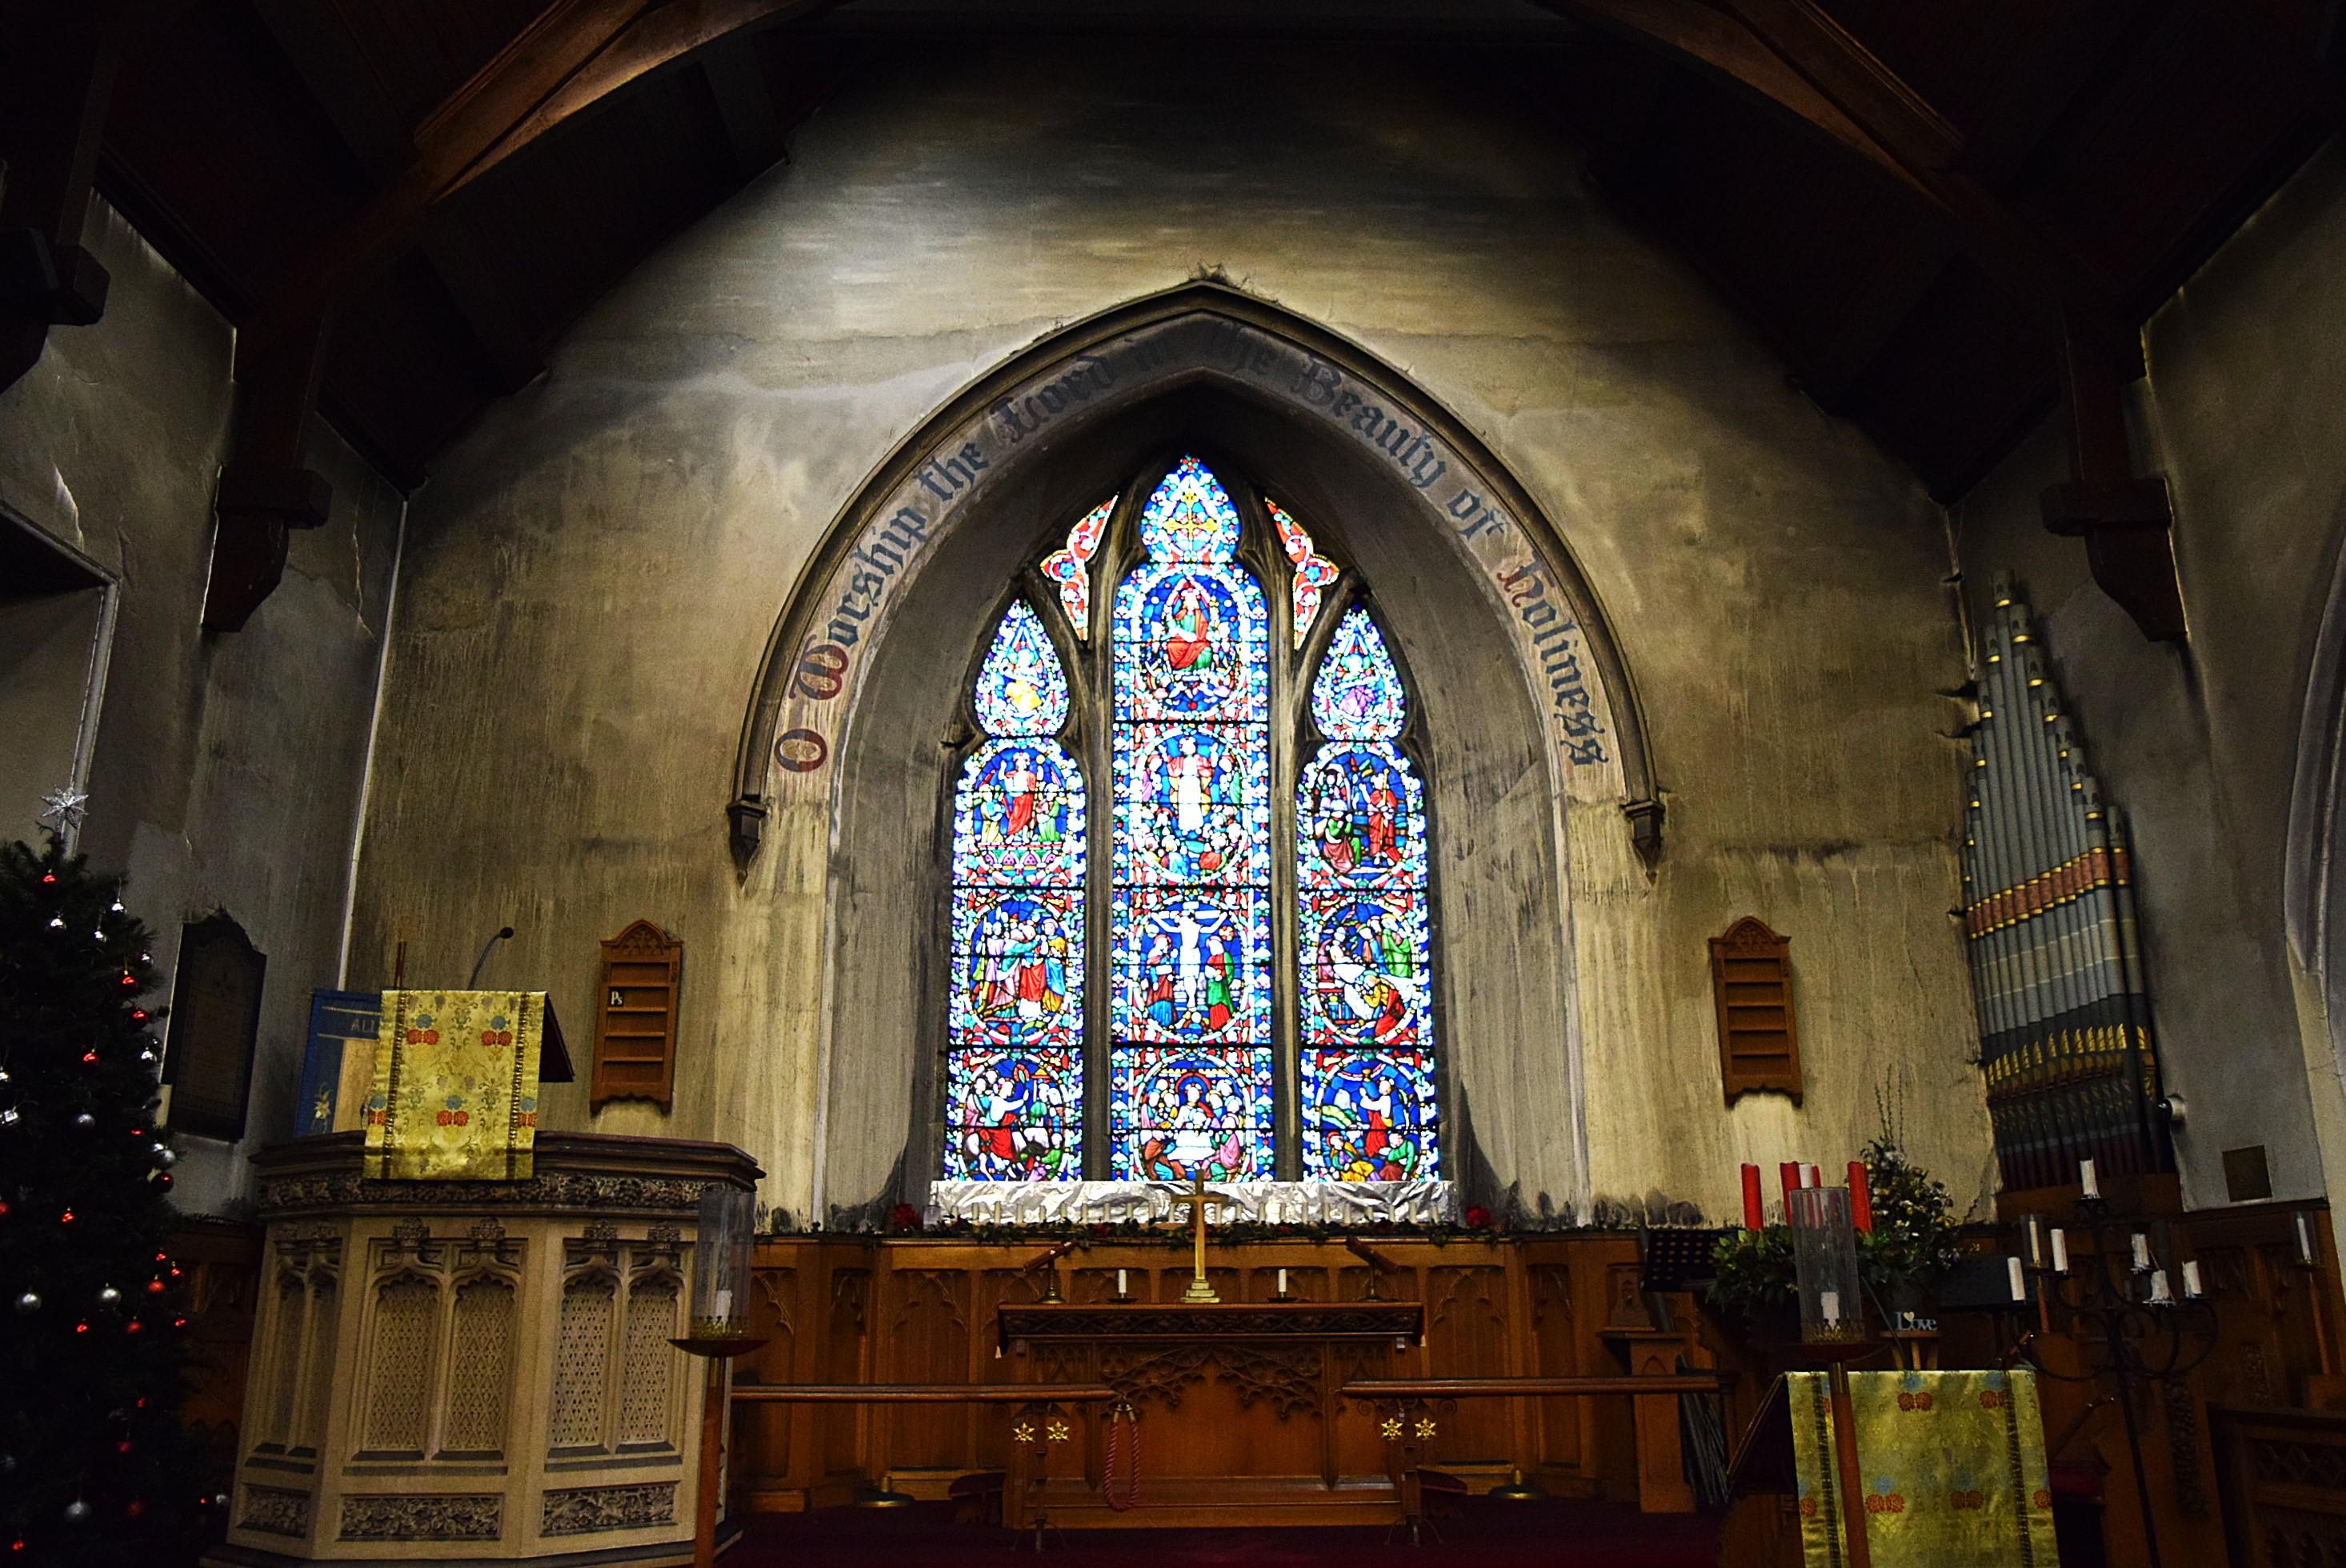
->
[[740, 284, 1655, 1219]]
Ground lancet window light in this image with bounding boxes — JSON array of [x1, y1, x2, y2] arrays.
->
[[943, 456, 1443, 1184]]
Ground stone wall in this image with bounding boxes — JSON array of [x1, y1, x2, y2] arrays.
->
[[348, 38, 1993, 1223], [1950, 143, 2346, 1210], [0, 199, 406, 1214]]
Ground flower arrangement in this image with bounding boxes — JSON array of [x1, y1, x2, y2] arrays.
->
[[1707, 1135, 1960, 1322]]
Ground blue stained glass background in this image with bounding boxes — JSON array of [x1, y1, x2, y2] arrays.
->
[[1108, 1045, 1276, 1181], [1297, 743, 1427, 889], [944, 1047, 1083, 1180], [954, 738, 1087, 886], [1111, 722, 1269, 886], [948, 887, 1083, 1048], [1137, 454, 1243, 562], [974, 599, 1071, 736]]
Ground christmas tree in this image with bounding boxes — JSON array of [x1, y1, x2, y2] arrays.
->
[[1, 822, 217, 1563]]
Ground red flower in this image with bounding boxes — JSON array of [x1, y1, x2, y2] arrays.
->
[[888, 1202, 923, 1231], [1463, 1206, 1493, 1230]]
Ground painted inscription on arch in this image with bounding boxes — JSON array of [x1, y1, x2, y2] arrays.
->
[[764, 312, 1616, 792]]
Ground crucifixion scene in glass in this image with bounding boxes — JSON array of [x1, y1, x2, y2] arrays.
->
[[940, 456, 1443, 1184]]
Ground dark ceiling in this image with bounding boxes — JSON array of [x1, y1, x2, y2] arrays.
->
[[82, 0, 2341, 498]]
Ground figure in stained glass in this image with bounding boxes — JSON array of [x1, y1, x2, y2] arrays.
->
[[951, 888, 1082, 1048], [1113, 725, 1268, 885], [974, 599, 1071, 736], [1111, 888, 1270, 1043], [955, 739, 1085, 884], [1300, 1050, 1439, 1181], [1299, 746, 1426, 886], [1108, 1046, 1275, 1181], [1301, 889, 1431, 1045], [945, 1047, 1080, 1180], [1113, 565, 1269, 722], [1309, 607, 1407, 741]]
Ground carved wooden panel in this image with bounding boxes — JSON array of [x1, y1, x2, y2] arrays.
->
[[1428, 1267, 1511, 1460], [1710, 916, 1802, 1103], [363, 1274, 438, 1454], [550, 1273, 617, 1450], [443, 1276, 515, 1454], [590, 920, 682, 1110], [619, 1274, 680, 1447]]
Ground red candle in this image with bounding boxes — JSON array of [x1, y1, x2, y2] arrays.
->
[[1848, 1160, 1873, 1232], [1741, 1164, 1764, 1230], [1780, 1162, 1801, 1212]]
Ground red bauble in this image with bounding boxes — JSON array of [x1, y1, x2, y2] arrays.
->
[[125, 1501, 146, 1519], [60, 1208, 74, 1223], [74, 1322, 90, 1334], [42, 873, 56, 884], [124, 1320, 142, 1335], [119, 973, 137, 988], [146, 1279, 165, 1296], [153, 1172, 174, 1191], [115, 1441, 131, 1455], [81, 1051, 98, 1065], [130, 1010, 146, 1022]]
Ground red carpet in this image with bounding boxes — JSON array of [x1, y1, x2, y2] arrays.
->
[[730, 1498, 1722, 1567]]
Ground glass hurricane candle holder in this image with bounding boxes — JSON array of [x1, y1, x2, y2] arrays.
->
[[1788, 1186, 1866, 1346], [690, 1186, 756, 1339]]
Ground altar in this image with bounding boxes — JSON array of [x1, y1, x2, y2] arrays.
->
[[997, 1298, 1427, 1528]]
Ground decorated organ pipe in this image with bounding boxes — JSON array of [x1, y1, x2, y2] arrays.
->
[[1963, 574, 2171, 1190]]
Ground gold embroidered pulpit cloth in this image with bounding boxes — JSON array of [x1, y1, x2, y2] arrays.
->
[[1788, 1368, 2060, 1567], [363, 990, 545, 1180]]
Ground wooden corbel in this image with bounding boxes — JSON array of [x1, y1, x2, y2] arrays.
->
[[203, 315, 334, 634], [0, 5, 123, 391], [2040, 316, 2184, 642]]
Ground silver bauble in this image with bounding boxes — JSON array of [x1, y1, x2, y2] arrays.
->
[[73, 1112, 95, 1129], [97, 1286, 122, 1306], [14, 1291, 39, 1314], [153, 1143, 176, 1167], [63, 1499, 90, 1523]]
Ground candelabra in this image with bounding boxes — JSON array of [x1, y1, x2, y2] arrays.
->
[[2000, 1194, 2219, 1568]]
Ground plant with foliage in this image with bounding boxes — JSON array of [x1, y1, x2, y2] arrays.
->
[[0, 834, 214, 1564], [1854, 1134, 1960, 1297]]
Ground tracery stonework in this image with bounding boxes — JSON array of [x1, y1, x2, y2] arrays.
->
[[337, 1493, 502, 1541], [542, 1481, 679, 1535]]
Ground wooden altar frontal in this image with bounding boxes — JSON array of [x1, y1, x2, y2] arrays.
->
[[998, 1298, 1427, 1528]]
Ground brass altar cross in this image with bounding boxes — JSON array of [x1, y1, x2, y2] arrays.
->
[[1167, 1176, 1228, 1303]]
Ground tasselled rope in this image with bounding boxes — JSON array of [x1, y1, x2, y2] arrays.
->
[[1103, 1399, 1141, 1512]]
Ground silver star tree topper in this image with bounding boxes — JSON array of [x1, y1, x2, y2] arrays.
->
[[38, 785, 90, 830]]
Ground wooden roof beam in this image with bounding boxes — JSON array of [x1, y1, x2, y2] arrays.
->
[[0, 2, 130, 390]]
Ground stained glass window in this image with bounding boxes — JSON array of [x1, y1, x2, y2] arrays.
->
[[1040, 498, 1115, 639], [1269, 500, 1339, 650], [1109, 457, 1275, 1180], [942, 459, 1443, 1186], [943, 602, 1084, 1179], [1298, 606, 1440, 1179]]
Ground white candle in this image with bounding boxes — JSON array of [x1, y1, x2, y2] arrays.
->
[[1803, 1164, 1821, 1189], [2148, 1269, 2172, 1303], [2131, 1233, 2152, 1272], [1278, 1267, 1289, 1296], [2181, 1260, 2202, 1298], [714, 1288, 733, 1320], [2299, 1213, 2319, 1265], [2024, 1215, 2044, 1266], [2007, 1257, 2027, 1302], [2079, 1158, 2099, 1198], [1116, 1268, 1127, 1297], [1820, 1290, 1842, 1324], [2051, 1230, 2070, 1274]]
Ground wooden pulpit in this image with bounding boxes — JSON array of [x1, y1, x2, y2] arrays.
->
[[996, 1298, 1426, 1529]]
